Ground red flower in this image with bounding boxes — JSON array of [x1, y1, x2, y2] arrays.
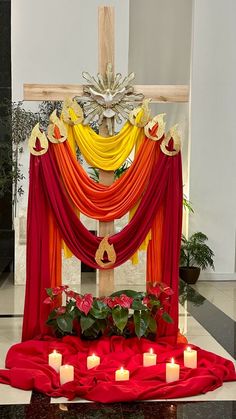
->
[[76, 294, 93, 315], [44, 297, 52, 304], [65, 290, 77, 299], [106, 297, 119, 309], [143, 296, 150, 306], [51, 287, 63, 296], [119, 294, 133, 309], [148, 284, 162, 298], [56, 306, 66, 315]]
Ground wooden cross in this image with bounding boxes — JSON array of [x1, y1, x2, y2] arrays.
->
[[23, 6, 189, 297]]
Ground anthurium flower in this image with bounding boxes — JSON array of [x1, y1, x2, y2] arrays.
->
[[44, 297, 52, 304], [56, 306, 66, 315], [76, 294, 93, 315], [65, 290, 77, 299], [119, 294, 133, 309]]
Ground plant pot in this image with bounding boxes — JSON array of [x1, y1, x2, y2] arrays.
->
[[179, 266, 201, 284]]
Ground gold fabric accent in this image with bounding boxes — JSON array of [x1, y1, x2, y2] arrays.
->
[[95, 236, 116, 268], [160, 125, 181, 156], [129, 99, 151, 127], [28, 123, 48, 156], [61, 98, 84, 125], [144, 113, 166, 141], [47, 110, 67, 143]]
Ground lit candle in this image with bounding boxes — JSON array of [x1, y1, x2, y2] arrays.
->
[[143, 348, 157, 367], [87, 353, 101, 370], [48, 350, 62, 372], [184, 346, 197, 368], [59, 364, 74, 385], [115, 366, 130, 381], [166, 358, 180, 383]]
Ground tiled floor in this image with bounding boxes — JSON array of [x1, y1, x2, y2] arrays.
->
[[192, 281, 236, 321], [0, 275, 235, 416]]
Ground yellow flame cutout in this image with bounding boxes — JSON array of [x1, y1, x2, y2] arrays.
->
[[61, 98, 84, 125], [28, 123, 48, 155], [95, 236, 117, 269], [47, 110, 67, 143], [144, 113, 166, 141], [129, 99, 151, 127], [160, 124, 181, 156]]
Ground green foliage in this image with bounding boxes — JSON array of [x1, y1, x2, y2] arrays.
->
[[45, 285, 173, 341], [88, 158, 132, 183], [0, 100, 82, 204], [180, 232, 215, 270], [183, 194, 194, 213]]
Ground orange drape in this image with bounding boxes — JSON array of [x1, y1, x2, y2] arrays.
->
[[52, 136, 158, 221]]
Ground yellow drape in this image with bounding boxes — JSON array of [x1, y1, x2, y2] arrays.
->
[[67, 108, 144, 171]]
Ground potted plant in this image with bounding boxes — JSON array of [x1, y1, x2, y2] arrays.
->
[[179, 232, 214, 284], [44, 283, 173, 340]]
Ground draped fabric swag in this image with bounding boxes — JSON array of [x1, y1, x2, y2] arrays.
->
[[22, 111, 183, 342]]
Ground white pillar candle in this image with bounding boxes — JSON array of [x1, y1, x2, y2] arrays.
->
[[184, 346, 197, 368], [60, 364, 74, 385], [48, 350, 62, 372], [166, 358, 180, 383], [87, 353, 101, 370], [115, 366, 130, 381], [143, 348, 157, 367]]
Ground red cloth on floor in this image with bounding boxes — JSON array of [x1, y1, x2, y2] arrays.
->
[[0, 336, 235, 403]]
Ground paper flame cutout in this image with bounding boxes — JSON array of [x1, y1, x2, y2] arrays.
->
[[144, 113, 166, 141], [47, 110, 67, 143], [160, 125, 181, 156], [95, 236, 116, 269], [28, 123, 48, 156]]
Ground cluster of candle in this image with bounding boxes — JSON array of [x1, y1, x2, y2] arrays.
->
[[48, 350, 74, 385], [48, 346, 197, 385]]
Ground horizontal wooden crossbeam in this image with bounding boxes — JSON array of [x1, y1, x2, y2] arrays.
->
[[23, 84, 189, 103]]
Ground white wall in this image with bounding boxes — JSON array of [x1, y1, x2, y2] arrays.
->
[[189, 0, 236, 278], [12, 0, 129, 100], [12, 0, 130, 284], [129, 0, 193, 233]]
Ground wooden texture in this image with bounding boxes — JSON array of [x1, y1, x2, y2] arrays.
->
[[24, 83, 189, 103], [98, 6, 115, 75], [98, 6, 115, 297]]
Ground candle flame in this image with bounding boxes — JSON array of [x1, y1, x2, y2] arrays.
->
[[187, 346, 191, 352], [171, 357, 175, 364], [53, 350, 57, 354], [92, 353, 95, 357], [120, 366, 124, 372], [149, 348, 153, 354]]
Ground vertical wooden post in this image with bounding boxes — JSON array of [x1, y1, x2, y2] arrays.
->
[[98, 6, 115, 296]]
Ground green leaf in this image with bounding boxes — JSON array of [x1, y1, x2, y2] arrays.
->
[[162, 312, 173, 324], [134, 310, 149, 338], [110, 289, 145, 299], [46, 288, 53, 298], [46, 318, 57, 327], [149, 299, 161, 308], [90, 300, 109, 319], [112, 307, 128, 332], [148, 316, 157, 333], [131, 300, 147, 310], [80, 315, 96, 332], [47, 309, 57, 321], [56, 315, 73, 333]]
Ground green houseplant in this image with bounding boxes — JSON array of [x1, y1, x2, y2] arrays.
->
[[45, 283, 173, 340], [179, 232, 215, 284]]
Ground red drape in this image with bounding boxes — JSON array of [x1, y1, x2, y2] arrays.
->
[[0, 336, 235, 403], [22, 144, 182, 341]]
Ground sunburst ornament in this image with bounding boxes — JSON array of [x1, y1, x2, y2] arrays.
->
[[76, 63, 144, 135]]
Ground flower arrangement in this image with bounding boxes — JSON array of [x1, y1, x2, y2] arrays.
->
[[45, 283, 173, 340]]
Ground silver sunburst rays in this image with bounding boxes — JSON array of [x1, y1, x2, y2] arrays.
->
[[76, 64, 144, 135]]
